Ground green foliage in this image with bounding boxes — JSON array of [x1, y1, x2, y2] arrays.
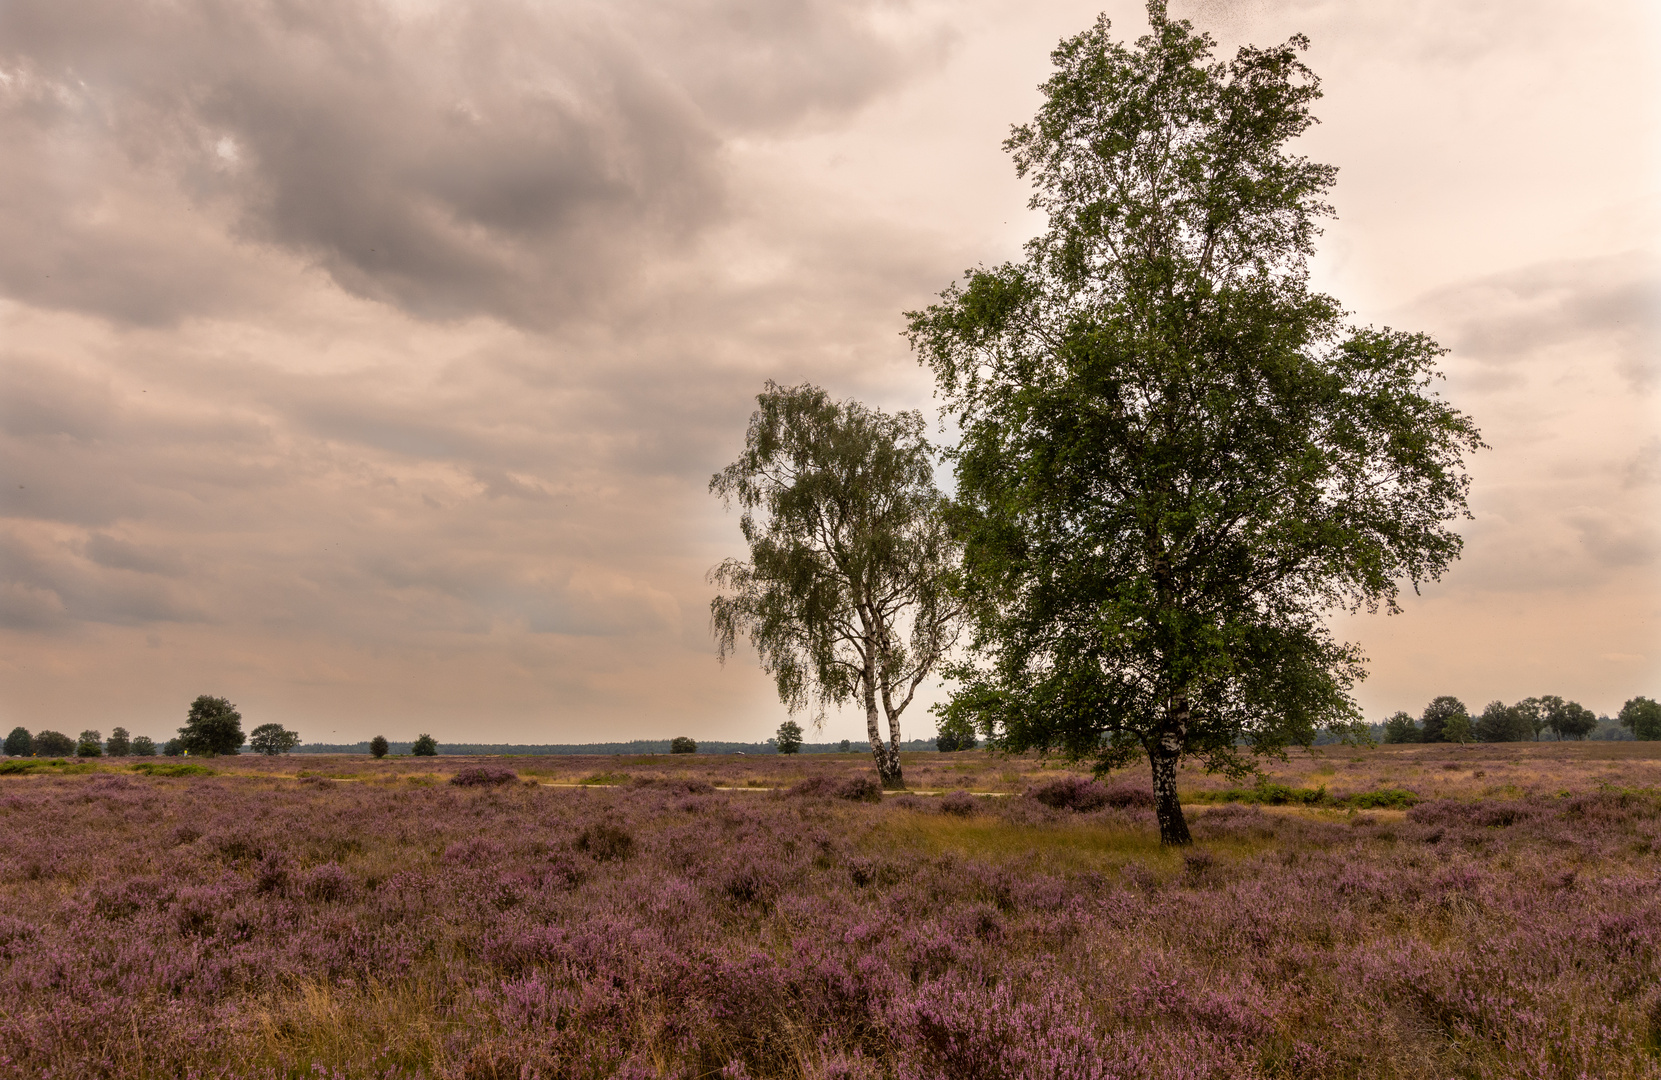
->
[[1474, 700, 1535, 743], [162, 738, 183, 757], [76, 730, 103, 757], [710, 382, 961, 789], [105, 727, 131, 757], [1620, 696, 1661, 741], [369, 736, 389, 758], [1544, 698, 1597, 741], [669, 736, 697, 755], [179, 696, 245, 756], [34, 730, 75, 756], [1420, 697, 1469, 744], [249, 723, 300, 756], [130, 761, 215, 777], [774, 720, 803, 755], [411, 734, 438, 757], [935, 714, 979, 752], [1381, 711, 1421, 744], [1190, 782, 1418, 809], [908, 9, 1480, 844], [0, 759, 47, 775], [131, 736, 157, 757], [3, 727, 32, 757], [838, 739, 851, 753]]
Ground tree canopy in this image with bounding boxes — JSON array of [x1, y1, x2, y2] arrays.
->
[[179, 696, 245, 756], [710, 382, 960, 788], [249, 723, 300, 756], [3, 727, 32, 757], [908, 6, 1482, 843], [1620, 696, 1661, 741]]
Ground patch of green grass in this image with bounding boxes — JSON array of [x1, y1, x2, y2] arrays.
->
[[1185, 781, 1418, 809], [579, 771, 630, 786], [0, 758, 101, 775], [130, 761, 215, 777]]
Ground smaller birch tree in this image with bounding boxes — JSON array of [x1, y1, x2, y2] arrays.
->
[[710, 382, 960, 788]]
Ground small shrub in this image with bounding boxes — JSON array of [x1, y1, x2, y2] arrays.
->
[[579, 771, 630, 786], [633, 776, 714, 795], [1028, 776, 1110, 811], [1343, 788, 1419, 810], [939, 790, 979, 816], [369, 735, 389, 758], [788, 775, 882, 802], [301, 862, 354, 902], [450, 766, 518, 787], [132, 761, 215, 777], [576, 823, 635, 862]]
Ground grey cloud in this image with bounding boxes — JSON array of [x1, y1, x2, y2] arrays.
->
[[0, 0, 950, 328], [0, 529, 207, 628], [83, 533, 190, 577], [1564, 508, 1659, 569], [1414, 252, 1659, 390]]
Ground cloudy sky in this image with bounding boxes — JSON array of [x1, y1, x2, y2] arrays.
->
[[1, 0, 1655, 746]]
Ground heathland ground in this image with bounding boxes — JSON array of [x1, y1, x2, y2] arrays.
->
[[1, 744, 1657, 1078]]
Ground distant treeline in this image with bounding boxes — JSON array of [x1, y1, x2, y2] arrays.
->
[[294, 739, 942, 756]]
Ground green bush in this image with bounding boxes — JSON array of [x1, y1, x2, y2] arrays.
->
[[369, 736, 389, 758], [411, 734, 438, 757], [76, 730, 104, 757], [131, 761, 215, 777], [669, 736, 697, 754], [34, 730, 75, 756], [131, 736, 157, 757]]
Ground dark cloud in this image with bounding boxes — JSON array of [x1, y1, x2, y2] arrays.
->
[[0, 0, 948, 328]]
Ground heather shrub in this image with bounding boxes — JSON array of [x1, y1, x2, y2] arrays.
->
[[1027, 774, 1157, 811], [633, 775, 714, 795], [450, 765, 518, 787], [789, 774, 883, 802], [576, 822, 635, 861], [300, 862, 354, 902], [938, 790, 979, 816]]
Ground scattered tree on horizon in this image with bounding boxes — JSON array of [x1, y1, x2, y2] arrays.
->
[[131, 735, 157, 757], [1543, 698, 1597, 741], [34, 730, 74, 756], [1381, 711, 1420, 744], [249, 723, 300, 756], [412, 733, 438, 756], [163, 738, 183, 757], [1620, 696, 1661, 741], [105, 727, 132, 757], [3, 727, 32, 757], [178, 696, 245, 756], [76, 730, 103, 757], [669, 736, 697, 754], [710, 382, 961, 789], [1474, 701, 1533, 743], [369, 735, 390, 758], [774, 720, 803, 755], [909, 8, 1481, 844], [1420, 697, 1470, 744]]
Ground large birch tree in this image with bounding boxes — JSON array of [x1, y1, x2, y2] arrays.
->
[[908, 6, 1482, 843], [710, 382, 959, 788]]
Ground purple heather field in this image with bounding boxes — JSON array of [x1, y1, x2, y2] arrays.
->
[[1, 746, 1658, 1079]]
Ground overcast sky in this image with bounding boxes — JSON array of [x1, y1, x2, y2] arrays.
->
[[1, 0, 1656, 746]]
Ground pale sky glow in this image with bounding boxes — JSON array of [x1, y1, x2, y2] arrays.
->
[[0, 0, 1655, 745]]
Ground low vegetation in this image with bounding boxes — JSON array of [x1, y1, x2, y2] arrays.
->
[[0, 745, 1656, 1078]]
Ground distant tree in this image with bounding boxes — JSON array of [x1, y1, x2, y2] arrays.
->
[[131, 735, 157, 757], [1420, 697, 1469, 744], [3, 727, 32, 757], [710, 382, 961, 790], [35, 730, 74, 756], [1545, 699, 1597, 741], [76, 730, 104, 757], [935, 714, 979, 752], [178, 696, 245, 756], [1381, 711, 1420, 744], [670, 736, 697, 754], [1474, 701, 1532, 743], [249, 723, 300, 756], [162, 738, 183, 757], [369, 735, 390, 758], [411, 734, 438, 756], [1442, 713, 1473, 744], [775, 720, 804, 755], [838, 739, 851, 753], [1620, 696, 1661, 741], [105, 727, 132, 757], [1514, 697, 1546, 740]]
